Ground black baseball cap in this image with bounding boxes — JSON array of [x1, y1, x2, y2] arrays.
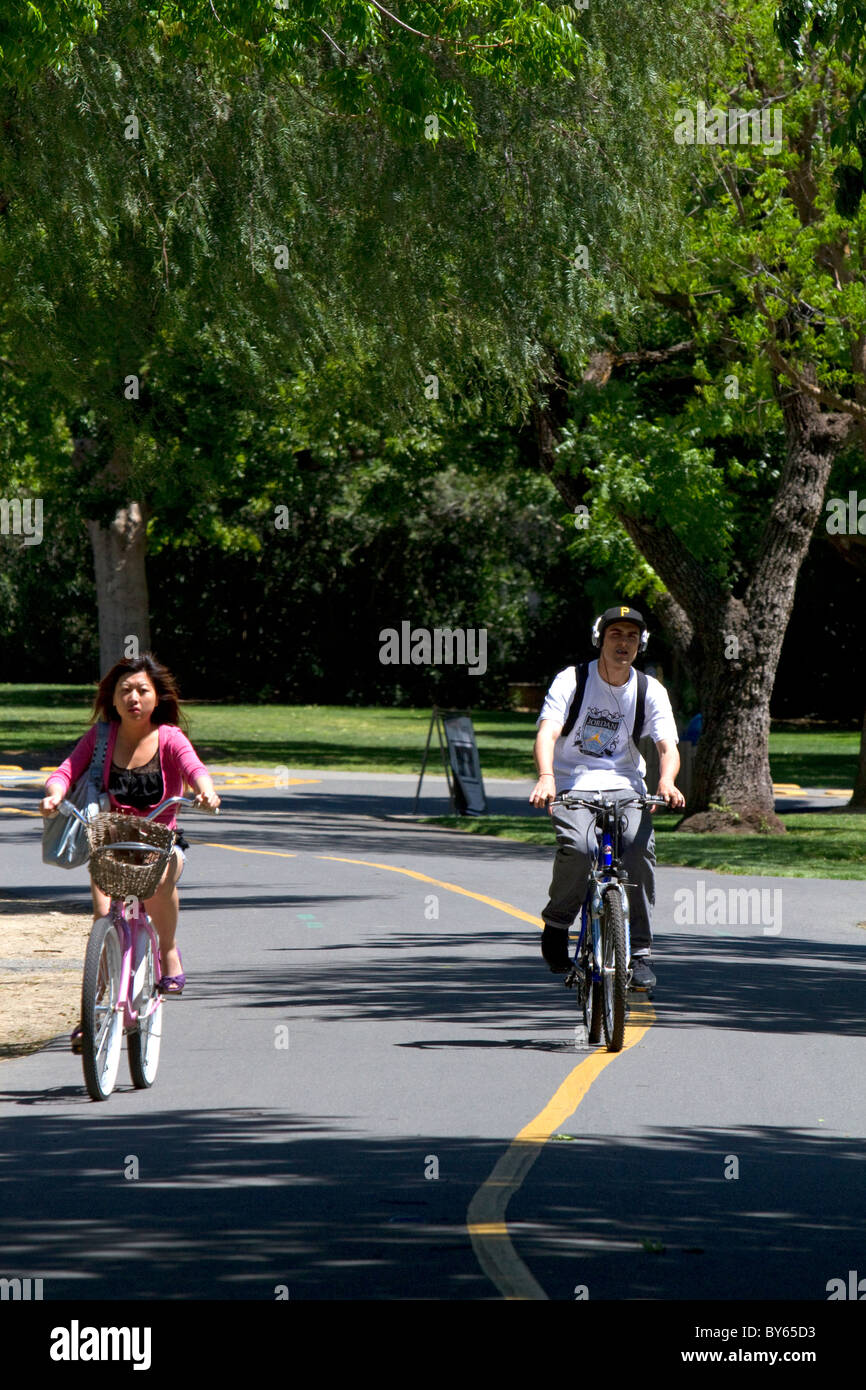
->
[[599, 606, 645, 638]]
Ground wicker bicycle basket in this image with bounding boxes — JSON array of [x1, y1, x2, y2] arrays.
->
[[86, 811, 176, 899]]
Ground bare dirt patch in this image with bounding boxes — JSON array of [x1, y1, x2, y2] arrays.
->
[[0, 903, 91, 1057]]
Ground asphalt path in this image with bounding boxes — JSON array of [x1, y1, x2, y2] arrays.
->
[[1, 771, 865, 1302]]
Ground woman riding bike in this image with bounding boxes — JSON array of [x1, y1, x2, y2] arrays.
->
[[39, 653, 220, 1047]]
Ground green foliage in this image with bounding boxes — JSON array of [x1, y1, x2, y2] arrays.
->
[[548, 0, 866, 606], [775, 0, 866, 147], [0, 0, 713, 495], [145, 407, 571, 702], [0, 1, 100, 87], [0, 0, 587, 145]]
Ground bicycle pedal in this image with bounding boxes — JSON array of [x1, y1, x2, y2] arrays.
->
[[564, 966, 578, 988]]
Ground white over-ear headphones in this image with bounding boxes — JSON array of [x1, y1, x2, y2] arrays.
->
[[592, 612, 649, 654]]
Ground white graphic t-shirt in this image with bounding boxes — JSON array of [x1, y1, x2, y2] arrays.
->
[[537, 661, 678, 794]]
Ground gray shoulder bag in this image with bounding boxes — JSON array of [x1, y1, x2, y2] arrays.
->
[[42, 721, 111, 869]]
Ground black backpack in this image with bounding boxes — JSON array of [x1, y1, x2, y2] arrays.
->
[[560, 661, 648, 749]]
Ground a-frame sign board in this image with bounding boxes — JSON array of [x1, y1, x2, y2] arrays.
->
[[414, 707, 487, 816]]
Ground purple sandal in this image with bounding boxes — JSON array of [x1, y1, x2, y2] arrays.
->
[[158, 950, 185, 995]]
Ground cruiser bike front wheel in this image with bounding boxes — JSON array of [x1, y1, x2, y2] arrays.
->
[[81, 916, 124, 1101]]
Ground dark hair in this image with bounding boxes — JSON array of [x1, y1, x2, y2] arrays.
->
[[92, 653, 189, 732]]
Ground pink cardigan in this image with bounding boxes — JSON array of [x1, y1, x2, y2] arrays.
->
[[47, 722, 210, 828]]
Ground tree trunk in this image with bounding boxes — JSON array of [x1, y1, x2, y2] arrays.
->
[[86, 502, 151, 675], [848, 706, 866, 810], [685, 617, 780, 832], [825, 535, 866, 810]]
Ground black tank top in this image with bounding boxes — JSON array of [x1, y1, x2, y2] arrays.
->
[[107, 747, 190, 852], [108, 748, 164, 810]]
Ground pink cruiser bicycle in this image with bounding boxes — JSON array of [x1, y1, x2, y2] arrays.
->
[[58, 794, 215, 1101]]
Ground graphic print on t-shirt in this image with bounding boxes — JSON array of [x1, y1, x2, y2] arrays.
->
[[577, 707, 622, 757]]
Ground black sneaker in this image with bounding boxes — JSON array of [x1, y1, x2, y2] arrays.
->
[[541, 925, 571, 974], [629, 956, 656, 992]]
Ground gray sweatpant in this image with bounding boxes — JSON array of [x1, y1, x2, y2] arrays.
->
[[541, 794, 656, 954]]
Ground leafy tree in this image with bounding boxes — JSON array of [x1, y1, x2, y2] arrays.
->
[[0, 0, 710, 669], [528, 0, 866, 829], [775, 0, 866, 146], [0, 0, 586, 145], [145, 401, 571, 704]]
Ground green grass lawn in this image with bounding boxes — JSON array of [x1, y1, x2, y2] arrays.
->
[[423, 811, 866, 879], [0, 688, 542, 773], [0, 686, 861, 787]]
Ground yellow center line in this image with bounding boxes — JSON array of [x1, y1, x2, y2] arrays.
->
[[318, 855, 542, 926], [213, 777, 321, 789], [198, 842, 296, 858], [317, 851, 656, 1300], [467, 1001, 655, 1299]]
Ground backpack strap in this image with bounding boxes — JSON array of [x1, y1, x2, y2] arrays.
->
[[92, 720, 110, 780], [560, 664, 648, 747], [561, 661, 589, 739], [632, 670, 648, 747]]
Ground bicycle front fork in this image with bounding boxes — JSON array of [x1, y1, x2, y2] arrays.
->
[[589, 882, 632, 974]]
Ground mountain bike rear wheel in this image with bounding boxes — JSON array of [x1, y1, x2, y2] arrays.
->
[[600, 890, 628, 1052], [81, 916, 123, 1101], [128, 922, 162, 1088]]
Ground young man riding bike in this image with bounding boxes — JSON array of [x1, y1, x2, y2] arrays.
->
[[529, 606, 685, 991]]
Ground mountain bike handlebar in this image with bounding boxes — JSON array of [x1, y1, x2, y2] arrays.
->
[[554, 792, 671, 813]]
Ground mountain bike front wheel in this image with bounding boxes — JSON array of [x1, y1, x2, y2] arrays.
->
[[600, 890, 628, 1052], [81, 916, 124, 1101], [128, 921, 162, 1089], [583, 962, 602, 1044]]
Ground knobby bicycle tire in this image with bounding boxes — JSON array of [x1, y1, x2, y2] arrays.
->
[[600, 890, 628, 1052], [127, 919, 162, 1089], [81, 916, 123, 1101], [584, 963, 603, 1044]]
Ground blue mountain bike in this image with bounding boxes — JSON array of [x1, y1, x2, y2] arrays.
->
[[555, 791, 668, 1052]]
